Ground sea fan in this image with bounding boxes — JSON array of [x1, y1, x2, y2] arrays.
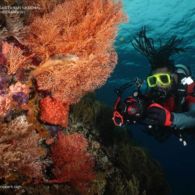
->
[[24, 0, 125, 59], [50, 131, 95, 192], [33, 52, 116, 103], [24, 0, 125, 104], [2, 42, 30, 75]]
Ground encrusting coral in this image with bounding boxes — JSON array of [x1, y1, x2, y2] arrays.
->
[[0, 80, 29, 117], [40, 96, 69, 127]]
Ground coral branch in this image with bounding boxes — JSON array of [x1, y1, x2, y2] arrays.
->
[[2, 42, 30, 75]]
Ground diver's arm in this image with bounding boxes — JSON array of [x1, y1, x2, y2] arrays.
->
[[172, 104, 195, 129]]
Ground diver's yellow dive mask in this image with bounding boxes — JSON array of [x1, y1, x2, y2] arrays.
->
[[147, 73, 171, 88]]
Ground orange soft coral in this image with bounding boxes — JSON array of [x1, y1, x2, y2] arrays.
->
[[40, 96, 69, 127], [24, 0, 125, 104], [34, 53, 117, 103], [24, 0, 125, 59], [50, 131, 95, 192]]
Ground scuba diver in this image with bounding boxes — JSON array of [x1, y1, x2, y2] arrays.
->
[[112, 27, 195, 146]]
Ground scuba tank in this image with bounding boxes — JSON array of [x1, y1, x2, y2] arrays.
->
[[174, 64, 191, 79], [172, 64, 193, 146], [174, 64, 194, 110]]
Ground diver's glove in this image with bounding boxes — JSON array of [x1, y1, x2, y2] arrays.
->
[[143, 103, 173, 127]]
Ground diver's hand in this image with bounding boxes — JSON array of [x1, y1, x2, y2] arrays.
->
[[143, 103, 173, 127]]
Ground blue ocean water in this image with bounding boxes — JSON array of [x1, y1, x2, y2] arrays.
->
[[96, 1, 195, 195]]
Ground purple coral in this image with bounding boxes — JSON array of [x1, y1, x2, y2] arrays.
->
[[12, 92, 29, 104], [0, 74, 9, 91]]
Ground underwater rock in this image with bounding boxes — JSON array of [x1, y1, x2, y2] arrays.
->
[[70, 93, 102, 129], [0, 184, 79, 195], [0, 93, 171, 195], [0, 115, 45, 183], [68, 94, 171, 195]]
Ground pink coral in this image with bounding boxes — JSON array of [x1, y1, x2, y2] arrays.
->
[[0, 82, 30, 117], [9, 82, 29, 95], [50, 131, 95, 192]]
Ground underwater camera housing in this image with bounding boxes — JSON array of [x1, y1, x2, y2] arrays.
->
[[112, 78, 145, 126]]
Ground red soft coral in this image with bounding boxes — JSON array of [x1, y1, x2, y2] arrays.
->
[[40, 96, 69, 127], [50, 131, 95, 192]]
